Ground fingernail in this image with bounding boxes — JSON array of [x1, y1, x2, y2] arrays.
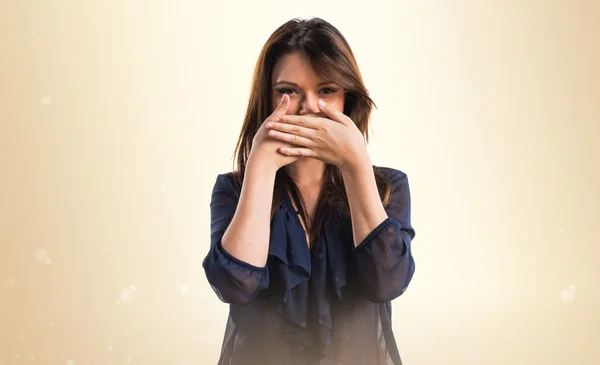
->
[[266, 123, 272, 128], [281, 94, 285, 103], [318, 99, 326, 108]]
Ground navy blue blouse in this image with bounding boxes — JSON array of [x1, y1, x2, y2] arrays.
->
[[203, 166, 416, 365]]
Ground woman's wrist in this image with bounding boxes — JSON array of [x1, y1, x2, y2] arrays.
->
[[248, 149, 279, 177]]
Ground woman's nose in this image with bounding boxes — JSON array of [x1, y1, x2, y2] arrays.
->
[[299, 93, 320, 115]]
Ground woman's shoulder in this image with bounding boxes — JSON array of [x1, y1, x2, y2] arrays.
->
[[215, 170, 235, 180], [212, 171, 241, 197], [372, 164, 408, 181]]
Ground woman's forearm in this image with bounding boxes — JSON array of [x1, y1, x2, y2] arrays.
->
[[220, 154, 277, 267], [341, 154, 389, 247]]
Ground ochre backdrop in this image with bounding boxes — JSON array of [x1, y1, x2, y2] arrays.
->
[[1, 1, 598, 364]]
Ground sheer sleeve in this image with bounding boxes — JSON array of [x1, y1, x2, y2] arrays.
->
[[202, 173, 269, 306], [351, 168, 416, 303]]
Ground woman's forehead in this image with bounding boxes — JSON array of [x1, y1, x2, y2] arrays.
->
[[272, 58, 332, 86]]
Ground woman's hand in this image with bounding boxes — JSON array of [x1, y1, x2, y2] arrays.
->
[[265, 99, 368, 171], [249, 94, 308, 172]]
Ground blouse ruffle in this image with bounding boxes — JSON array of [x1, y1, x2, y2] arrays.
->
[[266, 190, 396, 358]]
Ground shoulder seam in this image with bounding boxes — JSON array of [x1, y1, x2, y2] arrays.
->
[[373, 165, 407, 179], [215, 172, 241, 198]]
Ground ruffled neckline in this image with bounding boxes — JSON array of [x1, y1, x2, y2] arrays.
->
[[263, 190, 353, 358]]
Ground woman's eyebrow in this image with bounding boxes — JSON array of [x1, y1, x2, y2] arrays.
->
[[273, 80, 335, 87]]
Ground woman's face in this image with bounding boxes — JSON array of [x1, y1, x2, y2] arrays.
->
[[271, 52, 345, 117]]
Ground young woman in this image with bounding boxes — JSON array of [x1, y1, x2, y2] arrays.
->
[[203, 17, 416, 365]]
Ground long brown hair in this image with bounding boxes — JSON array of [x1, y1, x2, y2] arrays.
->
[[230, 17, 392, 247]]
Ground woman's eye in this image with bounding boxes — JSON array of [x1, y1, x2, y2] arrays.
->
[[320, 88, 338, 94], [276, 87, 339, 95]]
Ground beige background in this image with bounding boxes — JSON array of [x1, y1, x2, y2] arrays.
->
[[1, 0, 599, 364]]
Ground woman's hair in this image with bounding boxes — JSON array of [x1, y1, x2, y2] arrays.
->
[[231, 17, 392, 246]]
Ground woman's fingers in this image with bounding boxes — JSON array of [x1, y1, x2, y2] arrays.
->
[[268, 94, 290, 122], [278, 146, 318, 158], [266, 121, 315, 139], [317, 98, 350, 125], [268, 129, 315, 147], [273, 114, 323, 129]]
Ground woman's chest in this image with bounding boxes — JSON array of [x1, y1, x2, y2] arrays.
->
[[287, 189, 321, 248]]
